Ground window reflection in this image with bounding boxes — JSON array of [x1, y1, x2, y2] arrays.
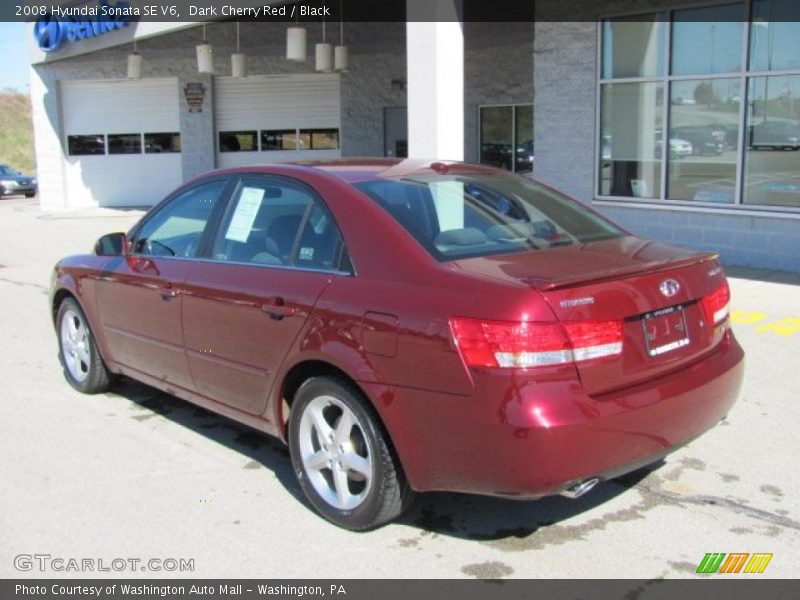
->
[[668, 79, 740, 202], [479, 105, 533, 174], [480, 106, 513, 170], [750, 0, 800, 72], [744, 75, 800, 207], [602, 16, 664, 79], [515, 105, 534, 174], [671, 4, 744, 76], [600, 82, 663, 198], [219, 131, 257, 152]]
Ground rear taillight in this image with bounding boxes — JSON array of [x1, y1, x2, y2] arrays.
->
[[449, 317, 623, 369], [701, 281, 730, 326]]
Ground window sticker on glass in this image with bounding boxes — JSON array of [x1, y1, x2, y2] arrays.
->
[[299, 247, 315, 261], [225, 187, 265, 243], [430, 181, 466, 231]]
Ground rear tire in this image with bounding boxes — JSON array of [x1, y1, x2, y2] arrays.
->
[[288, 376, 414, 530], [25, 193, 35, 198], [56, 297, 110, 394]]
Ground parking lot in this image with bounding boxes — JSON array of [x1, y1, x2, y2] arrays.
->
[[1, 196, 798, 579]]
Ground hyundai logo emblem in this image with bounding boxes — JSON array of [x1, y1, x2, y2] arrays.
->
[[34, 16, 65, 53], [659, 279, 681, 298]]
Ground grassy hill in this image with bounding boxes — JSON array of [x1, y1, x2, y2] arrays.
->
[[0, 90, 36, 176]]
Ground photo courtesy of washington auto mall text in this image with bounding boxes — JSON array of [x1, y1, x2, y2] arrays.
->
[[15, 584, 348, 598], [3, 0, 800, 598]]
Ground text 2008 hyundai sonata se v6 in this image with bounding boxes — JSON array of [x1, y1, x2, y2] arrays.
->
[[49, 159, 744, 530]]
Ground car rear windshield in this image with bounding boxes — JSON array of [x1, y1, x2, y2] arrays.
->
[[353, 174, 624, 261]]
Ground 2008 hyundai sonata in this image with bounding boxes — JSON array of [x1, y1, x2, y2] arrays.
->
[[50, 159, 744, 529]]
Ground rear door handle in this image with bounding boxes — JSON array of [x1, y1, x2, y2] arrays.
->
[[261, 297, 295, 320]]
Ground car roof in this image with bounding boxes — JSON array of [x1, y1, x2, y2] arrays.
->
[[201, 158, 501, 184]]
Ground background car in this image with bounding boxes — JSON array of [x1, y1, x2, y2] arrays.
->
[[672, 126, 726, 156], [655, 132, 693, 159], [748, 121, 800, 151], [0, 164, 37, 198], [49, 159, 743, 530]]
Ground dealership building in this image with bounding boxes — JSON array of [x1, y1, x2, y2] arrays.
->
[[28, 0, 800, 271]]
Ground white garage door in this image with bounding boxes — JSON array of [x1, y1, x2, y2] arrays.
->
[[61, 78, 182, 207], [215, 74, 341, 169]]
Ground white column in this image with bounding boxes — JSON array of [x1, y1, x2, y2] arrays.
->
[[406, 0, 464, 160], [30, 64, 68, 211]]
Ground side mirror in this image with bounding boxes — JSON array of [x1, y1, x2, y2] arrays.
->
[[94, 232, 128, 256]]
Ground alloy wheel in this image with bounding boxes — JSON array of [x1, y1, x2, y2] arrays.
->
[[60, 307, 91, 383], [297, 395, 374, 511]]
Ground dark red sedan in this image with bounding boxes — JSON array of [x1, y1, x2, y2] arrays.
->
[[50, 159, 744, 529]]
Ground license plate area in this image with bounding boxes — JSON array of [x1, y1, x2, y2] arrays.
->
[[642, 304, 690, 357]]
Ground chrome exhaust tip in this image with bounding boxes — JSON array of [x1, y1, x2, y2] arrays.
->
[[559, 477, 600, 499]]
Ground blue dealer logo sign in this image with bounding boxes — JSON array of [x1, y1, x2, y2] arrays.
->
[[34, 0, 132, 53]]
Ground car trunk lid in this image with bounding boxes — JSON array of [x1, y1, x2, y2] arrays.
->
[[451, 236, 729, 394]]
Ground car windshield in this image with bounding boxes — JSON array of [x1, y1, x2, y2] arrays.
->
[[353, 173, 624, 261], [0, 166, 17, 176]]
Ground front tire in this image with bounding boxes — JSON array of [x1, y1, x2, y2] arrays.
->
[[56, 297, 110, 394], [288, 376, 414, 530]]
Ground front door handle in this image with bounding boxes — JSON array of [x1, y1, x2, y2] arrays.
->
[[159, 284, 180, 301], [261, 297, 295, 320]]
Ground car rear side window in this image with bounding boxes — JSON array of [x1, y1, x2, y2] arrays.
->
[[353, 174, 624, 261], [212, 178, 345, 271]]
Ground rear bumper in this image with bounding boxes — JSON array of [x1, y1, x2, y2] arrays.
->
[[367, 329, 744, 497]]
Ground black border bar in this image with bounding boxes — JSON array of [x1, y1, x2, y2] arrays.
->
[[7, 0, 800, 23], [4, 579, 800, 600]]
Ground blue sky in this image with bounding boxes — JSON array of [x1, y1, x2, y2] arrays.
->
[[0, 22, 31, 93]]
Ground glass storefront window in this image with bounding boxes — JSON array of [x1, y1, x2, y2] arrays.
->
[[743, 75, 800, 207], [480, 106, 514, 170], [750, 0, 800, 72], [602, 16, 665, 79], [599, 4, 800, 211], [668, 79, 740, 202], [514, 105, 534, 174], [671, 4, 744, 76], [479, 105, 533, 174], [599, 82, 663, 198]]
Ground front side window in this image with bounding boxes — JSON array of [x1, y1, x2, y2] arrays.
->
[[212, 178, 345, 270], [355, 173, 623, 261], [132, 179, 227, 258]]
